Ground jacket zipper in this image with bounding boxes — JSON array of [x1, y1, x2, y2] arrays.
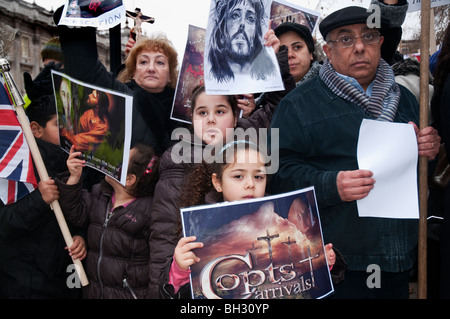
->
[[97, 202, 113, 299], [123, 278, 138, 299]]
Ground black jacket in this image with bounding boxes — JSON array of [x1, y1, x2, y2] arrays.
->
[[0, 139, 83, 299]]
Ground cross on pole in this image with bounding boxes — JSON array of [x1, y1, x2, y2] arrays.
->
[[126, 7, 155, 43], [282, 236, 296, 265], [298, 246, 319, 287], [257, 229, 279, 264]]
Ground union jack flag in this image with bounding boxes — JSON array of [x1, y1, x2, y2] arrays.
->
[[0, 73, 37, 205]]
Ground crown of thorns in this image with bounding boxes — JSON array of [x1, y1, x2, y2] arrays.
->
[[215, 0, 265, 17]]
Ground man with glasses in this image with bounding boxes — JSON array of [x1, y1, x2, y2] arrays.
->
[[268, 6, 440, 298]]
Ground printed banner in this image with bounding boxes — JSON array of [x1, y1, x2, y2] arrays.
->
[[171, 25, 206, 124], [270, 0, 321, 33], [407, 0, 450, 12], [51, 70, 132, 185], [181, 186, 334, 299], [58, 0, 126, 30]]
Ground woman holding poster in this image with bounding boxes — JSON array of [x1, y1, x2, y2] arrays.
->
[[54, 5, 186, 156]]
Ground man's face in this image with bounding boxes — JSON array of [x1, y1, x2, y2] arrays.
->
[[59, 79, 71, 117], [323, 23, 384, 91], [225, 1, 258, 64], [87, 90, 99, 106]]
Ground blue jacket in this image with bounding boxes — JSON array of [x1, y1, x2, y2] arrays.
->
[[268, 76, 419, 273]]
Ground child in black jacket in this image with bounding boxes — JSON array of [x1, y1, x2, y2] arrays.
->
[[0, 95, 86, 298]]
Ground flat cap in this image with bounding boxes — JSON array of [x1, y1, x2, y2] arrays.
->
[[319, 6, 390, 40], [274, 22, 315, 53]]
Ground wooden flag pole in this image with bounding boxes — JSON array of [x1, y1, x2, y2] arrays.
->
[[0, 58, 89, 287], [418, 0, 431, 299]]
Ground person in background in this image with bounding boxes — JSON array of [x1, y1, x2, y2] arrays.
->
[[430, 22, 450, 299], [53, 5, 186, 155], [23, 36, 64, 107]]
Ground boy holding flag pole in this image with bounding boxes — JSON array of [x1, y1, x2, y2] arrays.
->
[[0, 58, 89, 290]]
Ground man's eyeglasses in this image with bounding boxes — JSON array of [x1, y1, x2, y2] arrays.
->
[[328, 31, 381, 48]]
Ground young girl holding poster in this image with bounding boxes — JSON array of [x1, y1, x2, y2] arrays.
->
[[160, 141, 346, 299], [56, 143, 160, 299]]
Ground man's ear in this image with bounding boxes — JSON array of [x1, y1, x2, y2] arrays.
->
[[211, 173, 223, 193], [126, 174, 137, 187], [30, 121, 43, 138], [323, 43, 331, 58]]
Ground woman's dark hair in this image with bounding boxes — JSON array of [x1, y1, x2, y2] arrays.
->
[[97, 90, 110, 122], [127, 143, 160, 197]]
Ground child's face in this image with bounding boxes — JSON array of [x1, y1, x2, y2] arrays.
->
[[192, 92, 237, 145], [213, 148, 266, 202], [40, 115, 60, 146]]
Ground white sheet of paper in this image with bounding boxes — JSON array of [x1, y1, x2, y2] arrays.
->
[[356, 119, 419, 219]]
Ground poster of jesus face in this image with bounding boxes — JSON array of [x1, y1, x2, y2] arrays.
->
[[204, 0, 284, 95]]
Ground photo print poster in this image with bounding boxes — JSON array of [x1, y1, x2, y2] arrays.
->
[[181, 186, 334, 299], [51, 70, 132, 185]]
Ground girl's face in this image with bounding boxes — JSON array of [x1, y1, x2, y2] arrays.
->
[[134, 50, 171, 93], [192, 92, 237, 145], [213, 148, 266, 202]]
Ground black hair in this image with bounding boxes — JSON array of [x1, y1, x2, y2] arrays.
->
[[25, 95, 56, 128], [126, 143, 160, 198]]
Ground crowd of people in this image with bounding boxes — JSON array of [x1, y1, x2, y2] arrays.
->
[[0, 0, 449, 299]]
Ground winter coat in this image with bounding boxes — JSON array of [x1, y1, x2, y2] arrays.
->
[[0, 139, 82, 299], [56, 177, 155, 299]]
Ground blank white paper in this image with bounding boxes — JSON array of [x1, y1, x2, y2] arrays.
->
[[356, 119, 419, 219]]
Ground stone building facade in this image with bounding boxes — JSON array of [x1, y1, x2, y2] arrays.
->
[[0, 0, 130, 96]]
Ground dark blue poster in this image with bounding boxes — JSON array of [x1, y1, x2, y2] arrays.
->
[[181, 186, 334, 299]]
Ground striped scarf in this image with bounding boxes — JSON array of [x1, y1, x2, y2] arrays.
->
[[319, 58, 400, 122]]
